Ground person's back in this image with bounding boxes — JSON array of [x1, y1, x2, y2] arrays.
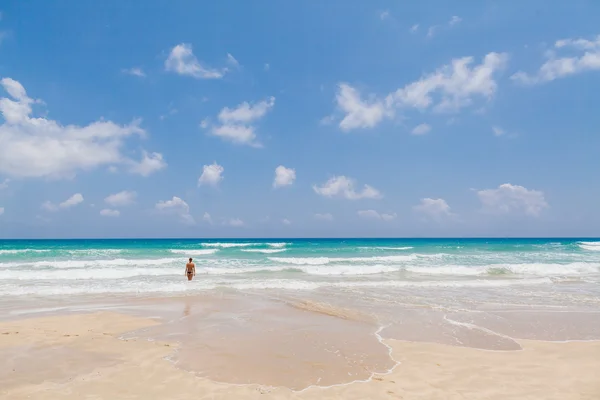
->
[[185, 258, 195, 281]]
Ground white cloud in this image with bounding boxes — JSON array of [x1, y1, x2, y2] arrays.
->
[[336, 83, 392, 131], [202, 212, 213, 224], [122, 67, 146, 77], [410, 24, 419, 33], [273, 165, 296, 188], [227, 53, 240, 67], [198, 162, 224, 186], [314, 213, 333, 221], [380, 10, 390, 20], [128, 151, 167, 177], [333, 53, 507, 131], [282, 218, 291, 225], [0, 207, 4, 216], [60, 193, 84, 208], [427, 26, 437, 38], [155, 196, 195, 225], [43, 193, 84, 212], [41, 201, 58, 212], [357, 209, 397, 221], [389, 52, 508, 112], [218, 97, 275, 124], [224, 218, 244, 227], [411, 123, 431, 135], [0, 178, 8, 189], [492, 126, 505, 136], [512, 35, 600, 84], [0, 77, 163, 179], [100, 209, 120, 217], [264, 63, 270, 71], [449, 16, 462, 26], [165, 43, 226, 79], [476, 183, 548, 217], [313, 176, 382, 200], [427, 16, 461, 38], [203, 97, 275, 146], [413, 198, 454, 221], [105, 190, 136, 207]]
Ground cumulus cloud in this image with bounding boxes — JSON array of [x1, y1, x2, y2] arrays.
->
[[333, 53, 507, 131], [155, 196, 195, 225], [357, 209, 397, 221], [273, 165, 296, 188], [380, 10, 390, 20], [202, 97, 275, 146], [410, 24, 419, 33], [105, 190, 136, 207], [512, 35, 600, 84], [0, 207, 4, 216], [43, 193, 84, 212], [389, 52, 508, 112], [413, 198, 454, 221], [314, 213, 333, 221], [202, 212, 213, 224], [198, 162, 224, 186], [476, 183, 548, 217], [0, 78, 164, 179], [0, 178, 8, 189], [129, 151, 167, 177], [100, 209, 120, 217], [165, 44, 227, 79], [122, 67, 146, 77], [411, 123, 431, 135], [313, 176, 382, 200], [282, 218, 291, 225], [336, 83, 392, 131], [224, 218, 244, 227]]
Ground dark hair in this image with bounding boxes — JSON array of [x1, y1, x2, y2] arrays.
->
[[189, 258, 193, 262]]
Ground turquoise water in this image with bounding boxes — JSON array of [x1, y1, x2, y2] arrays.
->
[[1, 238, 599, 297]]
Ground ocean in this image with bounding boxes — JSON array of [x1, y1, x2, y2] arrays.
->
[[1, 238, 599, 300]]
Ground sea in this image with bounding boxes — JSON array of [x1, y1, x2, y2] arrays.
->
[[1, 238, 600, 347], [0, 238, 599, 298]]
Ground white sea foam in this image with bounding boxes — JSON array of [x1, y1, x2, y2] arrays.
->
[[66, 249, 124, 255], [241, 249, 287, 254], [200, 242, 256, 248], [0, 268, 179, 280], [579, 242, 600, 251], [200, 242, 287, 248], [406, 262, 600, 276], [0, 249, 51, 254], [268, 255, 418, 265], [0, 258, 181, 269], [359, 246, 414, 251], [297, 264, 400, 275], [170, 249, 219, 256], [0, 277, 556, 296]]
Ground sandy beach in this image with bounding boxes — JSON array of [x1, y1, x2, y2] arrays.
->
[[1, 293, 599, 400]]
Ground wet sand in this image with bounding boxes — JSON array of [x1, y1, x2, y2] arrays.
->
[[1, 293, 600, 399]]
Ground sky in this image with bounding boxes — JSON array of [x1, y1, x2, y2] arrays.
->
[[0, 0, 599, 238]]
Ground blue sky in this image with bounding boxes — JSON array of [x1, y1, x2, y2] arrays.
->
[[0, 0, 599, 238]]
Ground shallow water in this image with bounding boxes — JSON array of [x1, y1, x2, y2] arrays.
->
[[1, 238, 599, 298]]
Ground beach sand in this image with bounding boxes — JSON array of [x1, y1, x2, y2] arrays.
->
[[1, 295, 599, 400]]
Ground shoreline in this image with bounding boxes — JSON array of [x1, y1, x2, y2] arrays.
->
[[2, 294, 600, 399]]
